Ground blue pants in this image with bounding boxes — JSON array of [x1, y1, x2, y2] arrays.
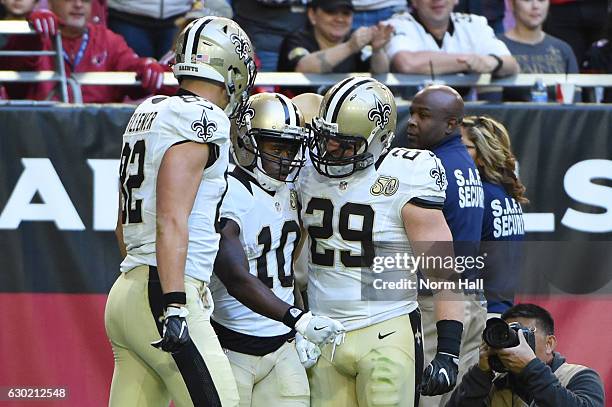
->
[[108, 17, 178, 60]]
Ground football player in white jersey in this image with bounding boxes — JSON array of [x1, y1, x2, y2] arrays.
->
[[209, 92, 343, 406], [105, 17, 342, 407], [297, 77, 465, 407]]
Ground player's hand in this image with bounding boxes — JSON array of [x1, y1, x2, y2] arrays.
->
[[348, 26, 374, 53], [137, 59, 165, 92], [295, 333, 321, 368], [151, 306, 190, 353], [294, 311, 346, 346], [28, 9, 59, 38], [420, 351, 459, 396]]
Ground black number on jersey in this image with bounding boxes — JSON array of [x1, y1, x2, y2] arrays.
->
[[119, 140, 145, 224], [306, 198, 374, 267], [256, 220, 301, 288], [392, 148, 421, 160], [178, 94, 202, 103]]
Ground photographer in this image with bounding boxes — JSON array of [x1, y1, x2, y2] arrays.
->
[[446, 304, 605, 407]]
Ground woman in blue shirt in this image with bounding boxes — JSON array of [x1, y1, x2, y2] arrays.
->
[[461, 116, 528, 316]]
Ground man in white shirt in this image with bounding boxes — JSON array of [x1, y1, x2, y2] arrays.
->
[[386, 0, 519, 77]]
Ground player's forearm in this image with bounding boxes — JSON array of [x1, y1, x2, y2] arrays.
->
[[115, 186, 127, 258], [370, 49, 390, 74], [295, 43, 355, 73], [156, 214, 188, 295], [434, 292, 465, 322], [393, 51, 468, 74], [115, 221, 127, 259]]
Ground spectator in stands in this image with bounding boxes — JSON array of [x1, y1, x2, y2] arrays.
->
[[277, 0, 392, 75], [37, 0, 106, 25], [107, 0, 192, 59], [499, 0, 578, 101], [351, 0, 408, 30], [447, 303, 605, 407], [455, 0, 506, 34], [1, 0, 37, 19], [461, 116, 527, 316], [386, 0, 519, 77], [544, 0, 608, 66], [1, 0, 165, 102], [232, 0, 307, 72]]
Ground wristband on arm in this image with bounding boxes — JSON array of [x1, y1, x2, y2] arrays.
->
[[489, 54, 503, 76], [436, 320, 463, 356], [163, 291, 187, 308], [282, 306, 305, 329]]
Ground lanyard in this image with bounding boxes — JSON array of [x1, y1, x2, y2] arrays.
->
[[62, 30, 89, 70]]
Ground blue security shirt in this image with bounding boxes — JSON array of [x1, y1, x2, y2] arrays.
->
[[482, 181, 525, 241], [432, 134, 484, 284], [480, 180, 525, 313]]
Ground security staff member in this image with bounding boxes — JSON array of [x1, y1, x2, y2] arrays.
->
[[406, 85, 486, 407]]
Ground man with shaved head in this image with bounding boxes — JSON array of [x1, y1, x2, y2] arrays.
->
[[408, 85, 486, 407]]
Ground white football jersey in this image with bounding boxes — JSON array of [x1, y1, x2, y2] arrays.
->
[[297, 148, 447, 331], [120, 93, 230, 284], [210, 168, 301, 337], [385, 12, 511, 60]]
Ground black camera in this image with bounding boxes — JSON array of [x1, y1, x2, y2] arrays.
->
[[482, 317, 536, 373]]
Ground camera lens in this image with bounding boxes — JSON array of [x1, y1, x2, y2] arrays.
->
[[483, 318, 516, 349]]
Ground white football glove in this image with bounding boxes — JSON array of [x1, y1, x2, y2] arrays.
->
[[295, 333, 321, 368], [294, 311, 346, 346]]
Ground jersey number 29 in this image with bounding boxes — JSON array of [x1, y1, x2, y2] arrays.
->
[[306, 198, 374, 267]]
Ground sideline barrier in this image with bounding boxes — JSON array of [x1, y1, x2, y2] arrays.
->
[[0, 104, 611, 404], [1, 71, 612, 104]]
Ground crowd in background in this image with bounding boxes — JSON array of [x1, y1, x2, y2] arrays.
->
[[0, 0, 611, 103]]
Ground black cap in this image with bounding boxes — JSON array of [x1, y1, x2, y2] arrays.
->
[[309, 0, 354, 12]]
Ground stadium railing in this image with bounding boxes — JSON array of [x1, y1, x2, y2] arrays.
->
[[3, 71, 611, 104], [0, 20, 75, 102], [69, 71, 612, 88]]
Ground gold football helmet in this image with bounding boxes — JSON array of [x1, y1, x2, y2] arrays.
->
[[232, 92, 310, 191], [173, 16, 257, 119], [310, 77, 397, 178], [291, 93, 323, 126]]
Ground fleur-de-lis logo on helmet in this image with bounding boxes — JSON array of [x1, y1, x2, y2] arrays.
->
[[367, 96, 391, 128], [191, 107, 218, 141], [230, 32, 251, 62], [236, 101, 255, 130]]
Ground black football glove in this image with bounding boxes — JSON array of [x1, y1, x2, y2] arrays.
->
[[151, 306, 190, 353], [420, 351, 459, 396]]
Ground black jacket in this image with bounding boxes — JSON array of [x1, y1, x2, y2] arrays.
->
[[445, 352, 604, 407]]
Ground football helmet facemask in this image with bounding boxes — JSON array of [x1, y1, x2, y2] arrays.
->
[[173, 16, 257, 119], [310, 77, 397, 178], [232, 93, 310, 191]]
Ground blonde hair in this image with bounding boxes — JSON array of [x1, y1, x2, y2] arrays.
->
[[462, 116, 528, 204]]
